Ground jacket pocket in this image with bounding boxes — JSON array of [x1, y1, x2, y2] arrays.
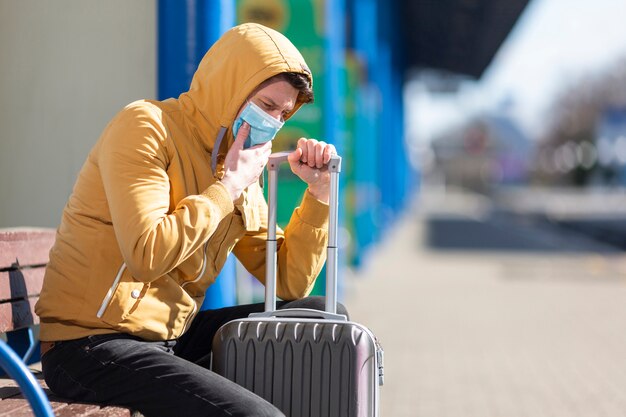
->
[[97, 265, 146, 326]]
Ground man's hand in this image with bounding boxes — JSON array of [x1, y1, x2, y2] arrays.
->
[[220, 122, 272, 200], [287, 138, 336, 204]]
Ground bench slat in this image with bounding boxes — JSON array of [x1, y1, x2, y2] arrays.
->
[[0, 394, 131, 417], [54, 402, 103, 417], [0, 397, 73, 417], [6, 399, 65, 417], [0, 380, 132, 416], [46, 401, 72, 414], [0, 268, 45, 302], [0, 229, 56, 270], [0, 396, 32, 414], [86, 407, 135, 417]]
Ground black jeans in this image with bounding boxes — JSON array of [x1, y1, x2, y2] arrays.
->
[[41, 296, 348, 417]]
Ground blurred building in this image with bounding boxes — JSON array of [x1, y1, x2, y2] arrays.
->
[[430, 114, 533, 193]]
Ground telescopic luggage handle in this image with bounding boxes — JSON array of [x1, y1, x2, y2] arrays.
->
[[253, 151, 345, 321]]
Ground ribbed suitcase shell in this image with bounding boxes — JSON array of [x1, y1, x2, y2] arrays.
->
[[212, 317, 380, 417]]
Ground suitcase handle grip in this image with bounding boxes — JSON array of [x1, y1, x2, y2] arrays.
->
[[249, 308, 347, 321], [264, 151, 342, 315], [267, 151, 341, 170]]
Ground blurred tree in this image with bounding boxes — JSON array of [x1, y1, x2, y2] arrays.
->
[[535, 56, 626, 186]]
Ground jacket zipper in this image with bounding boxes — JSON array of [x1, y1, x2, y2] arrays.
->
[[96, 263, 126, 318]]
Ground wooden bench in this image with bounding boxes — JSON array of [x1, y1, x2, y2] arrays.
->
[[0, 228, 134, 416]]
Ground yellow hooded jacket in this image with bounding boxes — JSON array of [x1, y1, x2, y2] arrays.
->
[[35, 23, 329, 342]]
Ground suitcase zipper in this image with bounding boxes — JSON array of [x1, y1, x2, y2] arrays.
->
[[375, 337, 385, 386]]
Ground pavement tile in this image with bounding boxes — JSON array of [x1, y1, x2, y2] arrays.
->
[[345, 195, 626, 417]]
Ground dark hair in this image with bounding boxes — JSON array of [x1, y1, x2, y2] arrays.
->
[[261, 72, 314, 104], [280, 72, 314, 104]]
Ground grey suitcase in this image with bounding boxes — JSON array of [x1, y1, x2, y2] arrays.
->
[[212, 152, 384, 417]]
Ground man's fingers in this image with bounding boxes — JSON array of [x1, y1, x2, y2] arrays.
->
[[234, 122, 250, 148], [323, 144, 336, 164], [288, 147, 303, 163], [306, 140, 317, 167], [315, 142, 326, 168], [294, 138, 337, 167], [297, 138, 308, 163]]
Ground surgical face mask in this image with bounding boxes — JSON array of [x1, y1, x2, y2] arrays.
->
[[232, 102, 284, 149]]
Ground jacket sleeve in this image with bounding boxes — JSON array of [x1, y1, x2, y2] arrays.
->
[[98, 104, 234, 281], [233, 188, 329, 300]]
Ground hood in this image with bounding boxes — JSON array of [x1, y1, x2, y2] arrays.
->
[[178, 22, 312, 157]]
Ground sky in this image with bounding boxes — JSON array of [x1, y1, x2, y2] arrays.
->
[[406, 0, 626, 145]]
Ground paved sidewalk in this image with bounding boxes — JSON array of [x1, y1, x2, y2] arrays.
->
[[345, 193, 626, 417]]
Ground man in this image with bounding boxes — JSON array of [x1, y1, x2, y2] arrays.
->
[[35, 23, 343, 417]]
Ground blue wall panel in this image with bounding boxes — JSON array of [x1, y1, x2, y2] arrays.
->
[[158, 0, 236, 309]]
